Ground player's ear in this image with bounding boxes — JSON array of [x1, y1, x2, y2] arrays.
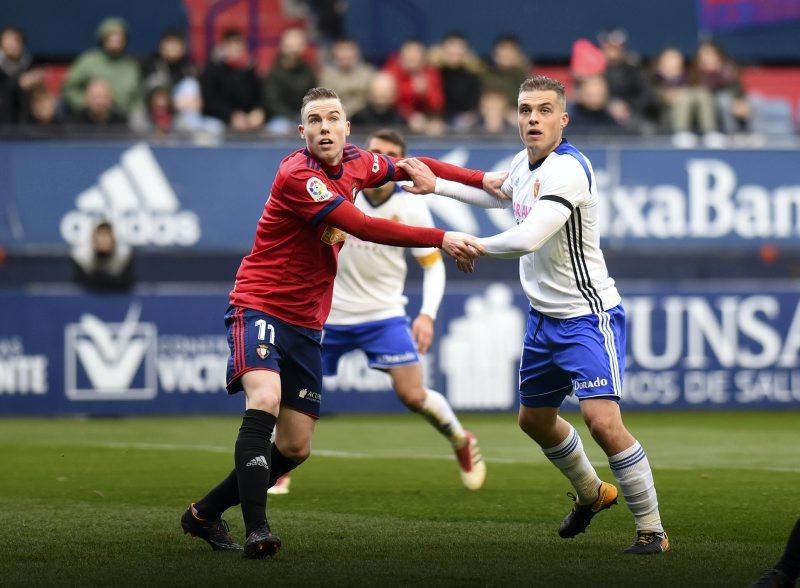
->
[[298, 123, 305, 139], [561, 111, 569, 129], [344, 120, 351, 136]]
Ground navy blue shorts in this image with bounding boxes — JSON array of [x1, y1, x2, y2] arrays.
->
[[519, 304, 625, 408], [322, 316, 419, 376], [225, 305, 323, 419]]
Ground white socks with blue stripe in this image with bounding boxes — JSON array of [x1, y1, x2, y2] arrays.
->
[[420, 389, 466, 448], [608, 441, 663, 532], [543, 425, 601, 504]]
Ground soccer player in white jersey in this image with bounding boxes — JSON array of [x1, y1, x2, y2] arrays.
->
[[399, 75, 669, 554], [269, 129, 486, 495]]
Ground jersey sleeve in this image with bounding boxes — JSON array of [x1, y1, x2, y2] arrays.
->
[[279, 168, 347, 227], [536, 156, 590, 215], [359, 147, 396, 189]]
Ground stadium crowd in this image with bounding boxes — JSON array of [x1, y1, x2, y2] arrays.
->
[[0, 17, 795, 145]]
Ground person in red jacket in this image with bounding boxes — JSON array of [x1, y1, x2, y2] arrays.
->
[[180, 86, 500, 560], [383, 39, 445, 135]]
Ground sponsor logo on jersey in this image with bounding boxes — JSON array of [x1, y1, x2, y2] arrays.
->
[[256, 344, 270, 359], [371, 153, 380, 173], [306, 177, 332, 202], [60, 143, 201, 248], [321, 225, 348, 245]]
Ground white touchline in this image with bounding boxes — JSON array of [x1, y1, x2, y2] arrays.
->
[[41, 441, 800, 473]]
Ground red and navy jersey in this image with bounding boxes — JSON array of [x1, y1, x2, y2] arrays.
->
[[230, 143, 396, 330]]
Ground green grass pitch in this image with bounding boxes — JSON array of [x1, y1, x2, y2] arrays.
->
[[1, 411, 798, 586]]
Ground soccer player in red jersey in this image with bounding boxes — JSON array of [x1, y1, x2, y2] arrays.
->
[[181, 87, 499, 559]]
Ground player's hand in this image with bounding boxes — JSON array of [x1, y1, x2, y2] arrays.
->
[[483, 170, 509, 199], [442, 232, 485, 262], [456, 257, 476, 274], [411, 313, 435, 354], [396, 158, 437, 194]]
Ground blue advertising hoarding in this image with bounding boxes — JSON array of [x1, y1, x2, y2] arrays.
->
[[1, 281, 799, 415], [2, 142, 799, 253]]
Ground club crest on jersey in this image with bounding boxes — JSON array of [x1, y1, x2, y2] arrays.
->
[[306, 177, 332, 202], [533, 179, 541, 198], [321, 225, 348, 245], [256, 344, 270, 359]]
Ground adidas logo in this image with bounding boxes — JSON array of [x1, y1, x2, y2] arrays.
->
[[245, 456, 269, 470], [59, 143, 201, 248]]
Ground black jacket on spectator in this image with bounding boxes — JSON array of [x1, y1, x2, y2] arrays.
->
[[568, 105, 632, 135], [350, 104, 406, 127], [0, 48, 31, 124], [605, 61, 657, 120], [70, 108, 128, 126], [201, 60, 262, 123], [262, 61, 316, 120], [143, 55, 196, 92], [0, 68, 21, 123], [440, 66, 481, 119]]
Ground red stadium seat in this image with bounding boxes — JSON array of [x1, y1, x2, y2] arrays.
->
[[42, 64, 68, 95], [740, 66, 800, 123]]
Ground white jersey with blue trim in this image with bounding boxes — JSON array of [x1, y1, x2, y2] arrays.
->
[[501, 139, 621, 319], [327, 186, 439, 325]]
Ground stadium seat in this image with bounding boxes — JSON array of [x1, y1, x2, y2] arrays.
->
[[42, 64, 69, 96], [749, 94, 795, 135], [740, 66, 800, 126]]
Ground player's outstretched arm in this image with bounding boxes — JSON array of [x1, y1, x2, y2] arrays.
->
[[325, 198, 444, 248], [478, 201, 570, 258], [389, 154, 487, 190], [397, 158, 510, 208]]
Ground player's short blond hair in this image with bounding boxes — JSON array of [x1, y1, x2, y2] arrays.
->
[[519, 76, 566, 110], [301, 87, 343, 121]]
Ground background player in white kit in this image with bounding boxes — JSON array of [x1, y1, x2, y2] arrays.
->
[[269, 129, 486, 495], [399, 76, 669, 554]]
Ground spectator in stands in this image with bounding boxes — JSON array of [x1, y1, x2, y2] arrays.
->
[[172, 76, 225, 139], [262, 27, 317, 134], [71, 220, 134, 292], [62, 17, 141, 120], [383, 39, 445, 135], [23, 86, 61, 127], [431, 32, 482, 130], [143, 29, 195, 94], [319, 36, 374, 117], [597, 27, 656, 131], [146, 85, 174, 134], [651, 47, 719, 147], [71, 79, 128, 126], [476, 87, 516, 135], [201, 29, 265, 132], [306, 0, 346, 46], [691, 40, 750, 134], [0, 26, 43, 124], [481, 35, 529, 108], [568, 74, 631, 135], [350, 70, 405, 127]]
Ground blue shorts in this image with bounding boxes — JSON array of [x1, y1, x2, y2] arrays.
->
[[322, 316, 420, 376], [519, 304, 625, 408], [225, 306, 323, 419]]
